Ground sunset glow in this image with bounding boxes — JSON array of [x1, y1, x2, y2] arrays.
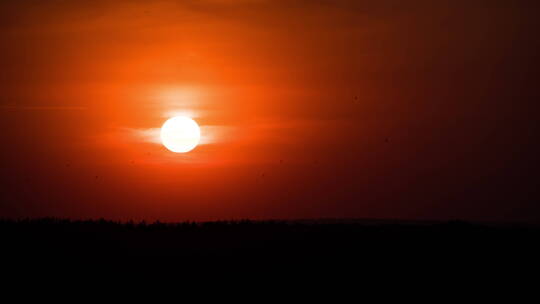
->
[[1, 0, 539, 223]]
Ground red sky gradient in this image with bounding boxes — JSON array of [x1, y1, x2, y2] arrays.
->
[[1, 0, 539, 222]]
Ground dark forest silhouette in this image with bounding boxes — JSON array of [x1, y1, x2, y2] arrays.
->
[[2, 218, 538, 271]]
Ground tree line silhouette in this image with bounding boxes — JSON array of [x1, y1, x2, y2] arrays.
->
[[1, 218, 538, 270]]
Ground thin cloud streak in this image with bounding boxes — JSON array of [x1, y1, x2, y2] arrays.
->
[[126, 125, 237, 146]]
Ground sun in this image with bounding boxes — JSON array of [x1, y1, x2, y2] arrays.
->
[[160, 116, 201, 153]]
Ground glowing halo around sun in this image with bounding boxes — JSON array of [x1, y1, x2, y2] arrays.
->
[[160, 116, 201, 153]]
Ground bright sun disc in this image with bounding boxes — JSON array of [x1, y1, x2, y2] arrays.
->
[[160, 116, 201, 153]]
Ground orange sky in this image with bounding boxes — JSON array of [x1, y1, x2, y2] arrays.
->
[[1, 0, 539, 222]]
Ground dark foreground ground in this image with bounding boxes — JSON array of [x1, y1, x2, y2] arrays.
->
[[1, 218, 539, 274]]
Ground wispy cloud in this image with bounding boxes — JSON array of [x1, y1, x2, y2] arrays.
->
[[125, 125, 237, 146], [127, 127, 162, 144]]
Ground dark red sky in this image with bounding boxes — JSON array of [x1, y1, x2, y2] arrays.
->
[[1, 0, 539, 222]]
